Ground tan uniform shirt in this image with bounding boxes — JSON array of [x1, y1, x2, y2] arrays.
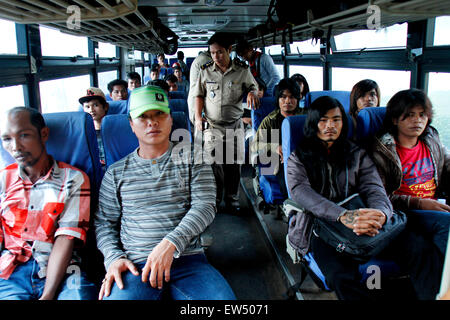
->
[[192, 58, 258, 126], [188, 51, 212, 123]]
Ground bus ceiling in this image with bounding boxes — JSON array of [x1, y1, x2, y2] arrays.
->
[[0, 0, 448, 54]]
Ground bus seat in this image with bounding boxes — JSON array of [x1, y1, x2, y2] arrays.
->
[[282, 113, 404, 296], [78, 100, 129, 115], [305, 91, 351, 113], [186, 57, 195, 69], [356, 106, 386, 141], [101, 111, 190, 168], [169, 99, 192, 139], [169, 91, 187, 100]]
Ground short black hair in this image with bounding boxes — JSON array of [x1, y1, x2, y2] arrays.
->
[[208, 32, 234, 49], [235, 39, 253, 57], [274, 78, 301, 108], [165, 74, 178, 83], [381, 88, 433, 138], [146, 79, 170, 93], [7, 107, 47, 137], [177, 51, 184, 60], [107, 79, 128, 93], [127, 72, 141, 82]]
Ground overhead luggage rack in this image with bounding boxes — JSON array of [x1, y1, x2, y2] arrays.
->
[[0, 0, 179, 54]]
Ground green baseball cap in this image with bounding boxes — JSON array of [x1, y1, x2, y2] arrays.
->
[[128, 85, 170, 119]]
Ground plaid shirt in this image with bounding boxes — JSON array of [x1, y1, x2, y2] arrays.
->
[[0, 159, 90, 279]]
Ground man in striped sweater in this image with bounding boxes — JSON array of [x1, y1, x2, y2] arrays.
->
[[95, 86, 235, 300]]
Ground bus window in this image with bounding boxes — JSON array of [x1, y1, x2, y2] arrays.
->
[[0, 19, 17, 54], [40, 25, 88, 57], [275, 64, 284, 79], [266, 45, 283, 55], [1, 85, 24, 110], [434, 16, 450, 46], [428, 72, 450, 148], [98, 41, 117, 58], [40, 75, 90, 113], [134, 50, 143, 60], [332, 67, 411, 105], [334, 23, 407, 51], [290, 40, 320, 54], [289, 66, 323, 92], [180, 47, 208, 59], [98, 70, 118, 96]]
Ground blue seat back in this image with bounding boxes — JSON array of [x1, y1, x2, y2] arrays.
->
[[305, 91, 351, 113], [0, 112, 103, 196], [251, 96, 276, 132], [356, 106, 386, 141], [169, 91, 187, 100], [101, 111, 189, 167]]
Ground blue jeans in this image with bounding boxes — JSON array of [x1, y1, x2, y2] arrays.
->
[[0, 258, 98, 300], [408, 209, 450, 256], [103, 253, 236, 300]]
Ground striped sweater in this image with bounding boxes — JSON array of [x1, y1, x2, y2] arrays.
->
[[94, 142, 216, 270]]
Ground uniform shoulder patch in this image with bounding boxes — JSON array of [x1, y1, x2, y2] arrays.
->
[[233, 57, 248, 69], [200, 60, 214, 70]]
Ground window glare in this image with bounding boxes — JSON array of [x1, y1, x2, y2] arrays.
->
[[0, 19, 17, 54], [289, 66, 323, 92], [98, 70, 118, 96], [428, 72, 450, 148], [332, 68, 411, 106], [40, 25, 88, 57], [0, 85, 24, 110], [40, 75, 90, 113], [434, 16, 450, 46], [334, 23, 407, 50], [97, 41, 117, 57], [290, 39, 320, 54]]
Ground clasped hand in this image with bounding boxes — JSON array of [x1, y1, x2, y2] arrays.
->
[[99, 239, 176, 300], [339, 208, 386, 237]]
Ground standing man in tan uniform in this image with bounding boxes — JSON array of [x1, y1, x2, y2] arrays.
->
[[187, 51, 212, 124], [191, 32, 260, 212]]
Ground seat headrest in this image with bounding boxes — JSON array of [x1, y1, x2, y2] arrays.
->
[[281, 113, 354, 198], [101, 111, 190, 168], [356, 107, 386, 140], [251, 97, 276, 131], [78, 100, 129, 115], [305, 91, 351, 113], [169, 91, 187, 99]]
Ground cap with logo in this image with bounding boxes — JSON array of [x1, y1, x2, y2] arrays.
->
[[128, 85, 170, 119], [79, 87, 107, 105]]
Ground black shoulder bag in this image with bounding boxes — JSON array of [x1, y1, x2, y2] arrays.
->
[[313, 192, 407, 262]]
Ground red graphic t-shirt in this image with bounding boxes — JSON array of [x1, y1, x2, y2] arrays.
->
[[394, 140, 436, 199]]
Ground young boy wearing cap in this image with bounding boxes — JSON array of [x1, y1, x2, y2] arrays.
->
[[79, 87, 109, 168], [95, 86, 235, 300]]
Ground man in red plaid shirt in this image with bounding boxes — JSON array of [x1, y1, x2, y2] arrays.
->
[[0, 107, 97, 300]]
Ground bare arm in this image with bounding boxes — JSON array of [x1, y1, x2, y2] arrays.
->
[[194, 96, 205, 132], [39, 235, 75, 300]]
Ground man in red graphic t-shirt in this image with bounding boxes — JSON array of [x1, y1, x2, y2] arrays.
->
[[371, 89, 450, 255]]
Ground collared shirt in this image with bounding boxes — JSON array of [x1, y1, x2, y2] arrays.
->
[[251, 108, 306, 174], [191, 59, 258, 125], [0, 159, 90, 279]]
